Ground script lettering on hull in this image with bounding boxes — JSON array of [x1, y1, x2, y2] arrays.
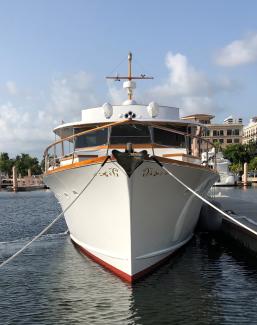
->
[[99, 168, 119, 177], [142, 167, 168, 177]]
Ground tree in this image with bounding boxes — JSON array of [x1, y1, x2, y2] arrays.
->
[[0, 152, 14, 176], [230, 162, 243, 174], [249, 157, 257, 176], [223, 143, 256, 164], [14, 154, 42, 177], [213, 140, 222, 152]]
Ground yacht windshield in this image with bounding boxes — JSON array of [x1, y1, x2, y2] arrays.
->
[[110, 124, 151, 144], [153, 125, 186, 147], [74, 128, 108, 148]]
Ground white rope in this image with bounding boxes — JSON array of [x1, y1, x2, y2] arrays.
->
[[153, 158, 257, 237], [0, 158, 109, 269]]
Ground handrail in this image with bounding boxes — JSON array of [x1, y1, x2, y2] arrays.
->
[[133, 120, 216, 167], [44, 119, 216, 156], [44, 119, 129, 156], [44, 119, 216, 171], [135, 120, 216, 148]]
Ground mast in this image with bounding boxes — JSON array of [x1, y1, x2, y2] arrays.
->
[[128, 52, 132, 81], [106, 52, 153, 102]]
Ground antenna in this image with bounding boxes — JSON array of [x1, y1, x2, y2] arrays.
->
[[106, 52, 153, 101]]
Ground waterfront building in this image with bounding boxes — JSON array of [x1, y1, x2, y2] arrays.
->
[[182, 114, 243, 149], [243, 117, 257, 144]]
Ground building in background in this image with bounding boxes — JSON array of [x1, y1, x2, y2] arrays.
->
[[243, 117, 257, 144], [182, 114, 244, 149]]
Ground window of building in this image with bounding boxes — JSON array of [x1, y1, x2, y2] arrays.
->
[[213, 130, 218, 136], [219, 139, 224, 143], [227, 138, 232, 144], [234, 129, 240, 136], [203, 129, 210, 136], [227, 129, 232, 136], [219, 130, 224, 136], [234, 138, 240, 143]]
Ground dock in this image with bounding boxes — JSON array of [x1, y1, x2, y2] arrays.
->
[[0, 168, 46, 192], [214, 196, 257, 254]]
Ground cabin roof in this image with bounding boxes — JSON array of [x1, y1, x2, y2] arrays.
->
[[53, 104, 202, 138]]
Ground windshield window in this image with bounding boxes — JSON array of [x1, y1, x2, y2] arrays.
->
[[110, 124, 151, 144], [74, 128, 108, 148], [153, 127, 186, 147]]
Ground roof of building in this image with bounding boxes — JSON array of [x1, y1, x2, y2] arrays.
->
[[181, 114, 215, 120]]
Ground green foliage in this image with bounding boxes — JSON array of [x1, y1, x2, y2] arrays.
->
[[249, 157, 257, 172], [40, 158, 45, 173], [223, 143, 257, 164], [213, 140, 222, 151], [230, 162, 243, 174], [0, 152, 42, 177], [15, 154, 42, 177], [0, 152, 14, 176]]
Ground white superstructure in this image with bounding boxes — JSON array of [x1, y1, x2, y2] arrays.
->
[[43, 53, 218, 282], [202, 151, 237, 186]]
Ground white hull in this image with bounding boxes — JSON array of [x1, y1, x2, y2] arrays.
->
[[44, 160, 217, 281], [215, 173, 237, 186]]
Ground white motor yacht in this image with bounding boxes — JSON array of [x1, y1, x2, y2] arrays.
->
[[43, 53, 218, 282], [202, 150, 237, 186]]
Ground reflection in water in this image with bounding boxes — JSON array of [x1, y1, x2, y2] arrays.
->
[[131, 238, 225, 325], [1, 190, 257, 324], [214, 183, 257, 202]]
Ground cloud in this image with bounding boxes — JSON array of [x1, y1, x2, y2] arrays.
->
[[6, 81, 18, 95], [0, 57, 238, 157], [48, 71, 98, 123], [0, 102, 51, 156], [107, 80, 125, 104], [107, 52, 237, 116], [145, 52, 236, 115], [152, 52, 211, 97], [0, 71, 99, 157], [215, 33, 257, 67]]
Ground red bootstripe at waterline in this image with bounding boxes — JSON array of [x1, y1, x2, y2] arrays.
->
[[71, 239, 132, 283], [71, 238, 184, 283]]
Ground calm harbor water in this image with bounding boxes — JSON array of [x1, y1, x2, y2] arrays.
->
[[1, 188, 257, 324]]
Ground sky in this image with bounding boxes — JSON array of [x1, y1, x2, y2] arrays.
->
[[0, 0, 257, 158]]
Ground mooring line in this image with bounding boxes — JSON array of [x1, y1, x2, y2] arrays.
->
[[0, 156, 110, 269], [151, 156, 257, 237]]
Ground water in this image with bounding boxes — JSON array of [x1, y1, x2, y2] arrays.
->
[[1, 189, 257, 324], [214, 183, 257, 202]]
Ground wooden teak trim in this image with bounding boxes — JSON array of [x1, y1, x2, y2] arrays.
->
[[45, 156, 107, 175], [45, 154, 216, 176]]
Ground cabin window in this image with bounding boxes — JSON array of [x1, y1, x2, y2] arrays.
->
[[153, 128, 185, 147], [74, 128, 108, 148], [110, 124, 151, 144]]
